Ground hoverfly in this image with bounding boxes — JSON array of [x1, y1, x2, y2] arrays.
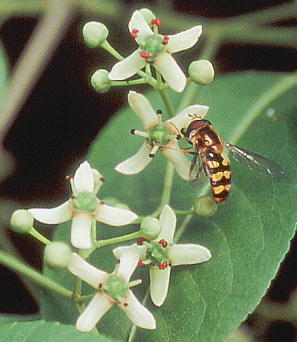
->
[[180, 117, 284, 203]]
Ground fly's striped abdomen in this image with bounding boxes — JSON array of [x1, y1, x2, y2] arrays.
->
[[206, 152, 231, 203]]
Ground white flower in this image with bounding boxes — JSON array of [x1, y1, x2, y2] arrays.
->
[[109, 10, 202, 92], [115, 91, 209, 181], [68, 250, 156, 331], [29, 161, 138, 250], [114, 205, 211, 307]]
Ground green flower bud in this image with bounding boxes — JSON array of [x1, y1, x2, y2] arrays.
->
[[91, 69, 111, 93], [139, 8, 156, 24], [140, 217, 161, 239], [10, 209, 34, 233], [83, 21, 109, 48], [188, 60, 215, 85], [44, 241, 72, 269], [194, 195, 217, 217]]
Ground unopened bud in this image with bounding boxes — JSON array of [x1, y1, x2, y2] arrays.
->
[[139, 8, 156, 24], [10, 209, 34, 233], [188, 60, 215, 85], [194, 195, 217, 217], [44, 241, 72, 269], [140, 217, 161, 239], [91, 69, 111, 93], [83, 21, 109, 48]]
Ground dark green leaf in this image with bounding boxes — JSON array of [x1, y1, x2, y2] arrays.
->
[[0, 320, 118, 342]]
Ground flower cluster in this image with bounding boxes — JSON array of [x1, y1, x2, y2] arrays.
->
[[10, 8, 215, 337]]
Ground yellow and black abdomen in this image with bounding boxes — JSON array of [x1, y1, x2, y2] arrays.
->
[[206, 152, 232, 203]]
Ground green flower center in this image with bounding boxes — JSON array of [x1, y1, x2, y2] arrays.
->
[[101, 275, 129, 303], [71, 192, 99, 214], [146, 240, 170, 267], [139, 34, 165, 60], [148, 122, 172, 147]]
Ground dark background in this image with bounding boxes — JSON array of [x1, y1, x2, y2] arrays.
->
[[0, 0, 296, 340]]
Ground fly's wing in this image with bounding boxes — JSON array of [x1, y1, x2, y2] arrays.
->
[[224, 142, 284, 177]]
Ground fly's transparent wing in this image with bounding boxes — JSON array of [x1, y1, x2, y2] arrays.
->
[[224, 142, 284, 177]]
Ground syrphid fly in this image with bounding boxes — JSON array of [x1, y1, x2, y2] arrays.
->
[[180, 117, 284, 203]]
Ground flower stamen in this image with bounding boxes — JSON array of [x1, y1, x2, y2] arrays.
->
[[149, 144, 160, 158], [139, 51, 152, 59], [159, 239, 168, 248], [151, 18, 161, 27], [162, 35, 169, 45], [130, 129, 149, 138], [158, 261, 168, 270], [130, 28, 139, 38]]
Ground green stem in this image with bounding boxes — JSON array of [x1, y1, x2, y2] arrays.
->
[[111, 79, 147, 86], [151, 161, 175, 217], [96, 231, 141, 248], [173, 214, 194, 243], [101, 40, 124, 60], [28, 227, 51, 245], [159, 88, 175, 117], [174, 209, 195, 216], [0, 249, 73, 298], [229, 72, 297, 144]]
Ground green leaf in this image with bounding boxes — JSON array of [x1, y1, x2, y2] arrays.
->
[[0, 314, 40, 324], [41, 72, 296, 342], [0, 321, 118, 342]]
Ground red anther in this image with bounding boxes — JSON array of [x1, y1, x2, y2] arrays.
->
[[123, 302, 128, 307], [70, 195, 76, 199], [98, 283, 103, 289], [138, 260, 146, 267], [130, 28, 139, 38], [139, 51, 151, 59], [137, 237, 148, 245], [158, 261, 168, 270], [66, 175, 73, 180], [99, 177, 106, 183], [151, 18, 161, 27], [162, 35, 169, 45], [159, 239, 168, 248]]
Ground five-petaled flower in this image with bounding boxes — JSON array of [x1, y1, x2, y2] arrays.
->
[[109, 10, 202, 92], [113, 205, 211, 306], [115, 91, 209, 181], [29, 161, 138, 250], [68, 250, 156, 331]]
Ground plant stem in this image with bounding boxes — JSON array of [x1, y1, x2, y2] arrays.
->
[[151, 161, 175, 217], [101, 40, 124, 60], [111, 79, 147, 86], [0, 249, 73, 298], [173, 214, 194, 243], [28, 227, 51, 245], [159, 88, 175, 117], [96, 231, 141, 248]]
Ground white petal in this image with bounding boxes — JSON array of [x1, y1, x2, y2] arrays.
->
[[169, 244, 212, 266], [29, 201, 72, 224], [162, 140, 197, 181], [128, 91, 158, 130], [128, 10, 153, 45], [165, 104, 209, 134], [154, 52, 186, 92], [166, 26, 202, 53], [96, 203, 138, 226], [109, 50, 146, 80], [76, 293, 112, 332], [67, 253, 107, 288], [71, 213, 93, 249], [116, 249, 139, 282], [149, 267, 171, 307], [158, 204, 176, 243], [120, 290, 156, 329], [73, 161, 94, 194], [115, 143, 153, 175], [113, 244, 147, 260]]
